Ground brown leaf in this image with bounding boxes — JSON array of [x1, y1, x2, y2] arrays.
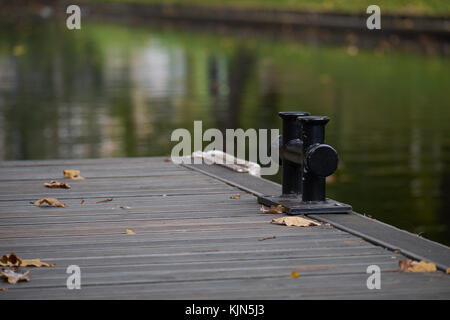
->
[[44, 180, 71, 189], [34, 198, 66, 207], [63, 169, 85, 180], [446, 268, 450, 274], [398, 259, 437, 273], [260, 204, 284, 214], [81, 200, 85, 205], [1, 269, 31, 284], [230, 194, 241, 199], [272, 216, 320, 227], [118, 205, 131, 209], [125, 229, 136, 235], [0, 253, 21, 267], [0, 253, 54, 267], [94, 198, 113, 204], [0, 287, 7, 291]]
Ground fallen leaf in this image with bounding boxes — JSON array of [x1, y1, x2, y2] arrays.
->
[[21, 259, 54, 267], [0, 287, 7, 291], [81, 200, 85, 205], [260, 204, 284, 214], [1, 269, 30, 284], [446, 268, 450, 274], [94, 198, 113, 204], [34, 198, 66, 208], [397, 259, 437, 273], [162, 194, 168, 197], [63, 169, 85, 180], [125, 229, 135, 235], [0, 253, 54, 267], [0, 253, 21, 267], [118, 205, 131, 209], [230, 194, 241, 199], [258, 236, 276, 241], [44, 180, 71, 189], [291, 271, 300, 278], [271, 216, 320, 227]]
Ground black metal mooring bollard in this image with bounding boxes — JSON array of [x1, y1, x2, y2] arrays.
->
[[258, 111, 352, 214], [298, 116, 338, 202], [278, 111, 310, 196]]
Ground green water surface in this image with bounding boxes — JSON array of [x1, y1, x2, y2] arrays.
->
[[0, 18, 449, 245]]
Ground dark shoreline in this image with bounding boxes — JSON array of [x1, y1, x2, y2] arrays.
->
[[2, 0, 450, 54], [81, 2, 450, 55], [81, 1, 450, 35]]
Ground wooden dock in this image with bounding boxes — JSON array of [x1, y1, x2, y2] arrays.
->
[[0, 157, 449, 299]]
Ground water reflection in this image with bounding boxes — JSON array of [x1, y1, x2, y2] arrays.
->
[[0, 19, 449, 245]]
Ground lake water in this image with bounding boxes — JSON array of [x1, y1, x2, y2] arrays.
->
[[0, 17, 449, 245]]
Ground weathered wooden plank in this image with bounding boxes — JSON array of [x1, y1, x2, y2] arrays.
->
[[0, 227, 355, 247], [0, 157, 169, 168], [2, 272, 449, 300]]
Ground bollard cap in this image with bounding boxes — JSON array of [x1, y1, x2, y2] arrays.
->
[[297, 115, 330, 125], [278, 111, 310, 120]]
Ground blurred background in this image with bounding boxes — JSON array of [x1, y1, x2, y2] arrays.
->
[[0, 0, 449, 245]]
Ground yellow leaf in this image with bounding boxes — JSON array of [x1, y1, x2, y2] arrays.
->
[[260, 204, 284, 214], [125, 229, 135, 235], [398, 259, 437, 272], [34, 198, 66, 208], [63, 169, 85, 180], [291, 271, 300, 278], [272, 216, 320, 227], [44, 180, 71, 189], [0, 253, 54, 267], [21, 259, 54, 267]]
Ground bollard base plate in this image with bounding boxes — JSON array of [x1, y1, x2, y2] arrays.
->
[[258, 195, 352, 215]]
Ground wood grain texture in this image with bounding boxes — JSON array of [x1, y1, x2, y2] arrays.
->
[[0, 157, 449, 299]]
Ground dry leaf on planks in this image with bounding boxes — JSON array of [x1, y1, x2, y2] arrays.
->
[[0, 253, 54, 267], [271, 216, 320, 227], [33, 198, 66, 208], [395, 259, 437, 273], [1, 269, 31, 284], [260, 204, 284, 214], [44, 180, 71, 189], [63, 169, 85, 180]]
